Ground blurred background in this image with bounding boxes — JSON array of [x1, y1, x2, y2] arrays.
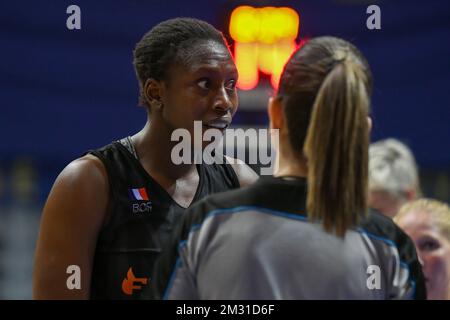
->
[[1, 0, 449, 299]]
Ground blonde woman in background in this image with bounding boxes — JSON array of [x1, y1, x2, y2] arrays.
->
[[369, 138, 421, 218], [395, 199, 450, 299]]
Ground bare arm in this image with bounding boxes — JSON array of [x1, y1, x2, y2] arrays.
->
[[225, 156, 259, 187], [33, 154, 109, 299]]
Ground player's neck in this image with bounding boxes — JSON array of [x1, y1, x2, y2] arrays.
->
[[273, 141, 308, 178], [132, 121, 197, 181]]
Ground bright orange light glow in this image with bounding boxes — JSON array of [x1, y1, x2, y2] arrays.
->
[[229, 6, 260, 43], [234, 42, 259, 90], [270, 40, 297, 89], [229, 6, 300, 90], [257, 43, 274, 75]]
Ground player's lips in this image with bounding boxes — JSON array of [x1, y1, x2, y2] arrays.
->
[[203, 117, 231, 130]]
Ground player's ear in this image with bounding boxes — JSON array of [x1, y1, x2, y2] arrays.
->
[[144, 78, 163, 111]]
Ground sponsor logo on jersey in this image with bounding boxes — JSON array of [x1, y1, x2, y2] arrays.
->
[[132, 201, 152, 213], [121, 267, 149, 295], [129, 187, 152, 213]]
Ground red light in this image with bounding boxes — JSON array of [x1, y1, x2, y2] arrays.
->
[[229, 6, 300, 90]]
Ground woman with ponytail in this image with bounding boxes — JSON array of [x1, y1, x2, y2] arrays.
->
[[152, 37, 426, 299]]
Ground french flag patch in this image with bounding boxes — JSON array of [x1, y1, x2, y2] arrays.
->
[[129, 187, 150, 201]]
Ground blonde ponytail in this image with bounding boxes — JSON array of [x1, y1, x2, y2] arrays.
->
[[303, 58, 370, 236]]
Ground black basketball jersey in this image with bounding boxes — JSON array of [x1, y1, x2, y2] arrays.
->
[[87, 137, 240, 299]]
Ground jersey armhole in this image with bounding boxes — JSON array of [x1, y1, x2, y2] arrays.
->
[[85, 150, 115, 228], [223, 156, 241, 188]]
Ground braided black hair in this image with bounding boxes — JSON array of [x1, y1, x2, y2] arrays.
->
[[133, 18, 229, 107]]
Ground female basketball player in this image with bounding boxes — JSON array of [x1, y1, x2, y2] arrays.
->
[[33, 18, 258, 299], [153, 36, 426, 299]]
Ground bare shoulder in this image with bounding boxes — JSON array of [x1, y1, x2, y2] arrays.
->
[[57, 154, 107, 188], [46, 153, 110, 224], [224, 155, 259, 187], [33, 154, 109, 299]]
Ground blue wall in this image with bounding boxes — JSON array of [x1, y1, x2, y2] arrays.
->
[[1, 0, 450, 200]]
